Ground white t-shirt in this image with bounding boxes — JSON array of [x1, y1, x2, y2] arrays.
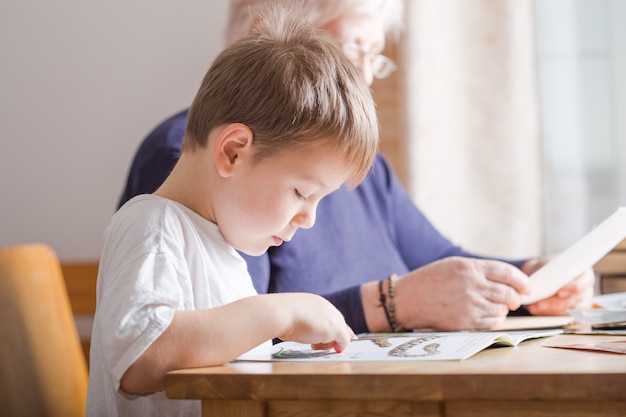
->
[[87, 194, 270, 417]]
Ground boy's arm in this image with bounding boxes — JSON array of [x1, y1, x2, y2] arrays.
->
[[120, 292, 353, 394]]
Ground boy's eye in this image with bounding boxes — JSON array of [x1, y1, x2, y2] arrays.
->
[[295, 189, 306, 200]]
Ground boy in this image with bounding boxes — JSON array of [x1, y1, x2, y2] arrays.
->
[[86, 5, 379, 416], [120, 0, 593, 336]]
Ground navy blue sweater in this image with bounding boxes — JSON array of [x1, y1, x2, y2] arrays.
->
[[119, 110, 526, 333]]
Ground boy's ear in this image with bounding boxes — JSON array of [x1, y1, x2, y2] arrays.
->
[[214, 123, 254, 177]]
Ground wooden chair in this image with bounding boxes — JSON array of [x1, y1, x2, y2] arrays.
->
[[61, 261, 98, 364], [0, 243, 88, 417]]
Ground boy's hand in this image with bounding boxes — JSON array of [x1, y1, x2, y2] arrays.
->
[[278, 293, 356, 353]]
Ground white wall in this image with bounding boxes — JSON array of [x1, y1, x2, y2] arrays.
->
[[0, 1, 227, 261]]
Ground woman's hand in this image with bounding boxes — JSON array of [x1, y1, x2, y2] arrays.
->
[[522, 257, 595, 315]]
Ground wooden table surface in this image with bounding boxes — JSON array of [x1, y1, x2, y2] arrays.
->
[[166, 333, 626, 416]]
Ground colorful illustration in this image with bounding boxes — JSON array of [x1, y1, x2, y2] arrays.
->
[[272, 334, 444, 359]]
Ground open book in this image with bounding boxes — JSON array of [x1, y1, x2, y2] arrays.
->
[[240, 329, 563, 362]]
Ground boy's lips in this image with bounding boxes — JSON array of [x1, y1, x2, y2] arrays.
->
[[272, 235, 292, 246]]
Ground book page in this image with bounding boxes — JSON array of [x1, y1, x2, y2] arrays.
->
[[522, 207, 626, 305], [238, 330, 562, 362], [492, 316, 573, 331]]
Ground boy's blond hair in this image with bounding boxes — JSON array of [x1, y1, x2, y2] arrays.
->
[[184, 4, 379, 187]]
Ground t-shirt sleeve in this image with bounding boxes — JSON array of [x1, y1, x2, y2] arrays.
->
[[96, 252, 186, 393]]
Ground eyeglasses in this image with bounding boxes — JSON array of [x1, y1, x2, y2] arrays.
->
[[341, 42, 398, 80]]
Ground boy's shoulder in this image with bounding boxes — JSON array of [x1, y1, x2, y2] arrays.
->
[[111, 194, 187, 235], [112, 194, 218, 242], [116, 194, 172, 215], [104, 195, 200, 262]]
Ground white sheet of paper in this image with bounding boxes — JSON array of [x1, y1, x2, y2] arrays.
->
[[521, 207, 626, 305]]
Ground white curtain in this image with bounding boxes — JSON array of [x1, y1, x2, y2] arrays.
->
[[534, 0, 626, 254], [404, 0, 542, 258]]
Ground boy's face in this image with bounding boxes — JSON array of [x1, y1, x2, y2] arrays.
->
[[215, 143, 350, 256]]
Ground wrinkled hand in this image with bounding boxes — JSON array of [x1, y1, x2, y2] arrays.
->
[[394, 257, 531, 331], [521, 257, 595, 315], [278, 293, 355, 353]]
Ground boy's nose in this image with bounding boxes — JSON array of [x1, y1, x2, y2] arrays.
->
[[291, 208, 316, 230]]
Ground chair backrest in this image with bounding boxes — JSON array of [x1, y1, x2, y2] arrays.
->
[[0, 243, 88, 417]]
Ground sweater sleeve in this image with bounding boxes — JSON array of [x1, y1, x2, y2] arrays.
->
[[316, 155, 529, 331], [325, 285, 368, 333]]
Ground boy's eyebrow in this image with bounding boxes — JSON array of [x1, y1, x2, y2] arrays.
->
[[317, 177, 346, 193], [298, 173, 343, 193]]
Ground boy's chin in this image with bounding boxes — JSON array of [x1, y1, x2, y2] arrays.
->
[[238, 245, 269, 257]]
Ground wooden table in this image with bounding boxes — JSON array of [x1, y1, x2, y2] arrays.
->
[[166, 334, 626, 416]]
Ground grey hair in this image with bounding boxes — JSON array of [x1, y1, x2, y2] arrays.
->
[[224, 0, 404, 46]]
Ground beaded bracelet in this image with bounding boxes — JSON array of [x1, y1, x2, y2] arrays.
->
[[387, 274, 407, 332], [378, 279, 394, 331], [379, 275, 407, 332]]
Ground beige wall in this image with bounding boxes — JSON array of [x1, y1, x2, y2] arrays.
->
[[0, 1, 412, 262], [373, 41, 408, 188], [0, 1, 227, 260]]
